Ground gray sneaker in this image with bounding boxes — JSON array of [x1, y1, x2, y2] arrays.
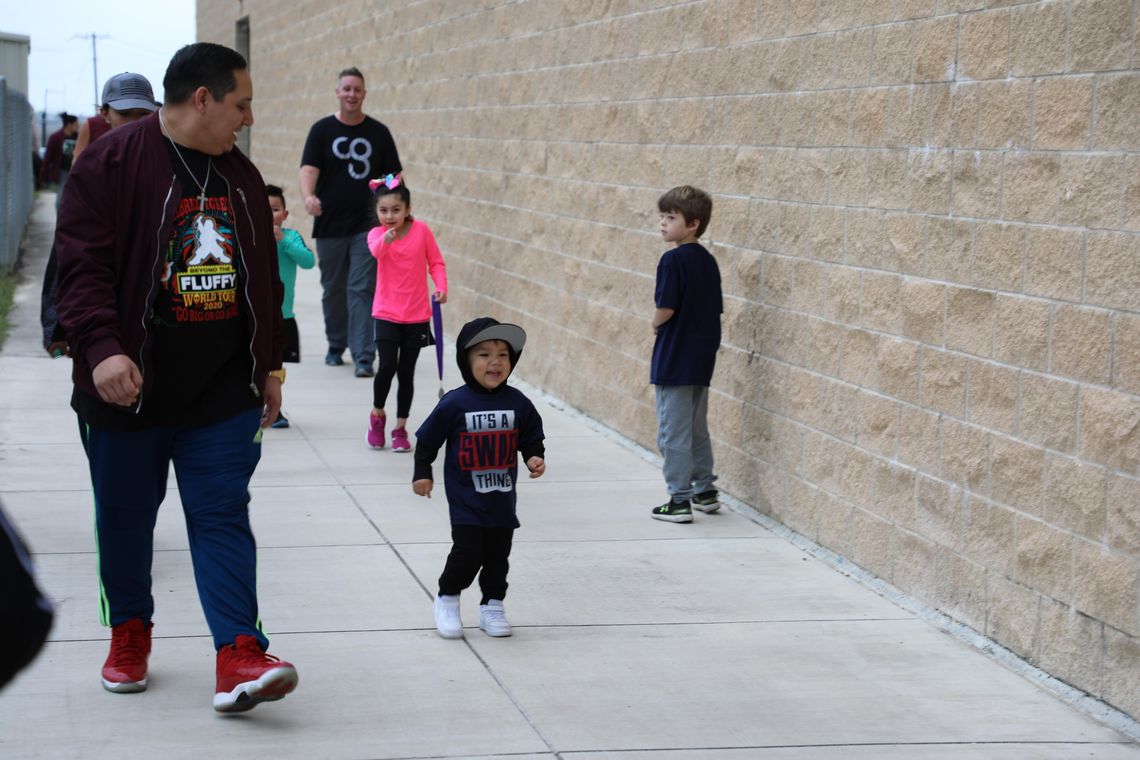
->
[[479, 600, 512, 637], [692, 490, 720, 513], [433, 595, 463, 639]]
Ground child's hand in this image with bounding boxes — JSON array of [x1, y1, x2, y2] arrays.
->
[[526, 456, 545, 479], [413, 479, 433, 498], [273, 225, 284, 242], [433, 290, 447, 304], [383, 227, 397, 245]]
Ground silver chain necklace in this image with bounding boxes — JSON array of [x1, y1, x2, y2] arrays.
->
[[159, 108, 213, 212]]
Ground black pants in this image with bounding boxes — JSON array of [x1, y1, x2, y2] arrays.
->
[[372, 339, 421, 417], [283, 317, 300, 363], [372, 320, 431, 417], [438, 525, 514, 604]]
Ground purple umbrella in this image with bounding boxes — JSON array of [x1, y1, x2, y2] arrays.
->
[[432, 298, 445, 398]]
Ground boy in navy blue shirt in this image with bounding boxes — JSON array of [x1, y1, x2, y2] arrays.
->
[[650, 185, 723, 523], [413, 317, 546, 638]]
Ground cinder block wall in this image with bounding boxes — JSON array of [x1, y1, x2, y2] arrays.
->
[[198, 0, 1139, 720]]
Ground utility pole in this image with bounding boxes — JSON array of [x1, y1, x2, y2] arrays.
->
[[73, 33, 109, 110]]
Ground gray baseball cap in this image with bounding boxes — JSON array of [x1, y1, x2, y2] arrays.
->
[[462, 321, 527, 353], [102, 72, 158, 111]]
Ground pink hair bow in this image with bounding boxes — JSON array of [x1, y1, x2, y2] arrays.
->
[[369, 174, 401, 192]]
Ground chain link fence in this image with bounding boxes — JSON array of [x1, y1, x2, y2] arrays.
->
[[0, 77, 34, 271]]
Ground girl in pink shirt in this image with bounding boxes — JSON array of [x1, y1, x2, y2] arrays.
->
[[365, 176, 448, 452]]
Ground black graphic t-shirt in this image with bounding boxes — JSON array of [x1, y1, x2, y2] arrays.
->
[[73, 146, 257, 431], [300, 115, 401, 238], [148, 142, 256, 427]]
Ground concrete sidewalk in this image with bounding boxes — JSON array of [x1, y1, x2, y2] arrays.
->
[[1, 193, 1136, 759]]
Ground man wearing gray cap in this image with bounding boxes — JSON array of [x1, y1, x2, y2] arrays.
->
[[73, 72, 160, 160], [42, 73, 160, 358]]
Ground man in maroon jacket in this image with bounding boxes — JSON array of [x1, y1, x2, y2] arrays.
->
[[55, 42, 298, 714]]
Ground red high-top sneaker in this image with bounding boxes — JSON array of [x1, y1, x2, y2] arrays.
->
[[101, 619, 153, 693], [213, 635, 298, 713]]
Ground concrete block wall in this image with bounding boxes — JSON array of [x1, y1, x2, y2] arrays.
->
[[198, 0, 1139, 720]]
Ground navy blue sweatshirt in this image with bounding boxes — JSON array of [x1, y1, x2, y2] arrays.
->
[[413, 318, 545, 528]]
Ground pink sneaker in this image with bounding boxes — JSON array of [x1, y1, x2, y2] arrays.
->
[[391, 427, 411, 452], [366, 411, 386, 448]]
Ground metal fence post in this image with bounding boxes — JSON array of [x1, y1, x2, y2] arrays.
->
[[0, 76, 35, 271]]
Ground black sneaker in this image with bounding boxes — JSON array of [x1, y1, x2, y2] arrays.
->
[[692, 489, 720, 513], [651, 499, 693, 523]]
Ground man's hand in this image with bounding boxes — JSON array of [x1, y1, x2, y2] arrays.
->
[[413, 479, 433, 498], [92, 354, 142, 407], [303, 195, 323, 217], [260, 374, 283, 428], [526, 456, 546, 479]]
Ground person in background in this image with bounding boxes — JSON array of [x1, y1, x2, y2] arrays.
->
[[648, 185, 723, 524], [299, 66, 402, 378], [265, 183, 316, 429], [364, 175, 447, 451], [40, 113, 79, 211], [73, 72, 161, 160], [41, 73, 160, 359]]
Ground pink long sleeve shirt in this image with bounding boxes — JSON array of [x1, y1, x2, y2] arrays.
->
[[367, 219, 448, 323]]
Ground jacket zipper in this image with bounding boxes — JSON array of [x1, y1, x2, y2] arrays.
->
[[136, 175, 178, 415], [230, 182, 261, 398]]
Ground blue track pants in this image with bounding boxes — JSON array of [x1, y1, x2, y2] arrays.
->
[[84, 407, 267, 651]]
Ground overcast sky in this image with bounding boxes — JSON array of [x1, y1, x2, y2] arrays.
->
[[4, 1, 195, 117]]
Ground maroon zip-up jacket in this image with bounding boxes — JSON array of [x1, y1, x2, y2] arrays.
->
[[54, 110, 284, 412]]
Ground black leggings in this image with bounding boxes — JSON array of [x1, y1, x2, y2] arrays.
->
[[372, 339, 422, 418], [438, 525, 514, 604]]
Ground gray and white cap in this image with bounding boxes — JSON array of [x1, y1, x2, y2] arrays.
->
[[463, 322, 527, 353], [102, 72, 158, 111]]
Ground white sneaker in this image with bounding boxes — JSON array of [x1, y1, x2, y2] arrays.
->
[[479, 600, 512, 637], [433, 595, 463, 638]]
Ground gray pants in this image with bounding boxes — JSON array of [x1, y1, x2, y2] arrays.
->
[[316, 232, 375, 365], [656, 385, 717, 501]]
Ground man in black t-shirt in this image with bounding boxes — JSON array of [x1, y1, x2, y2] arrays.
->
[[299, 67, 402, 377]]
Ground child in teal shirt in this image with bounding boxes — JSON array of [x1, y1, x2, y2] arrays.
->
[[266, 184, 315, 428]]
